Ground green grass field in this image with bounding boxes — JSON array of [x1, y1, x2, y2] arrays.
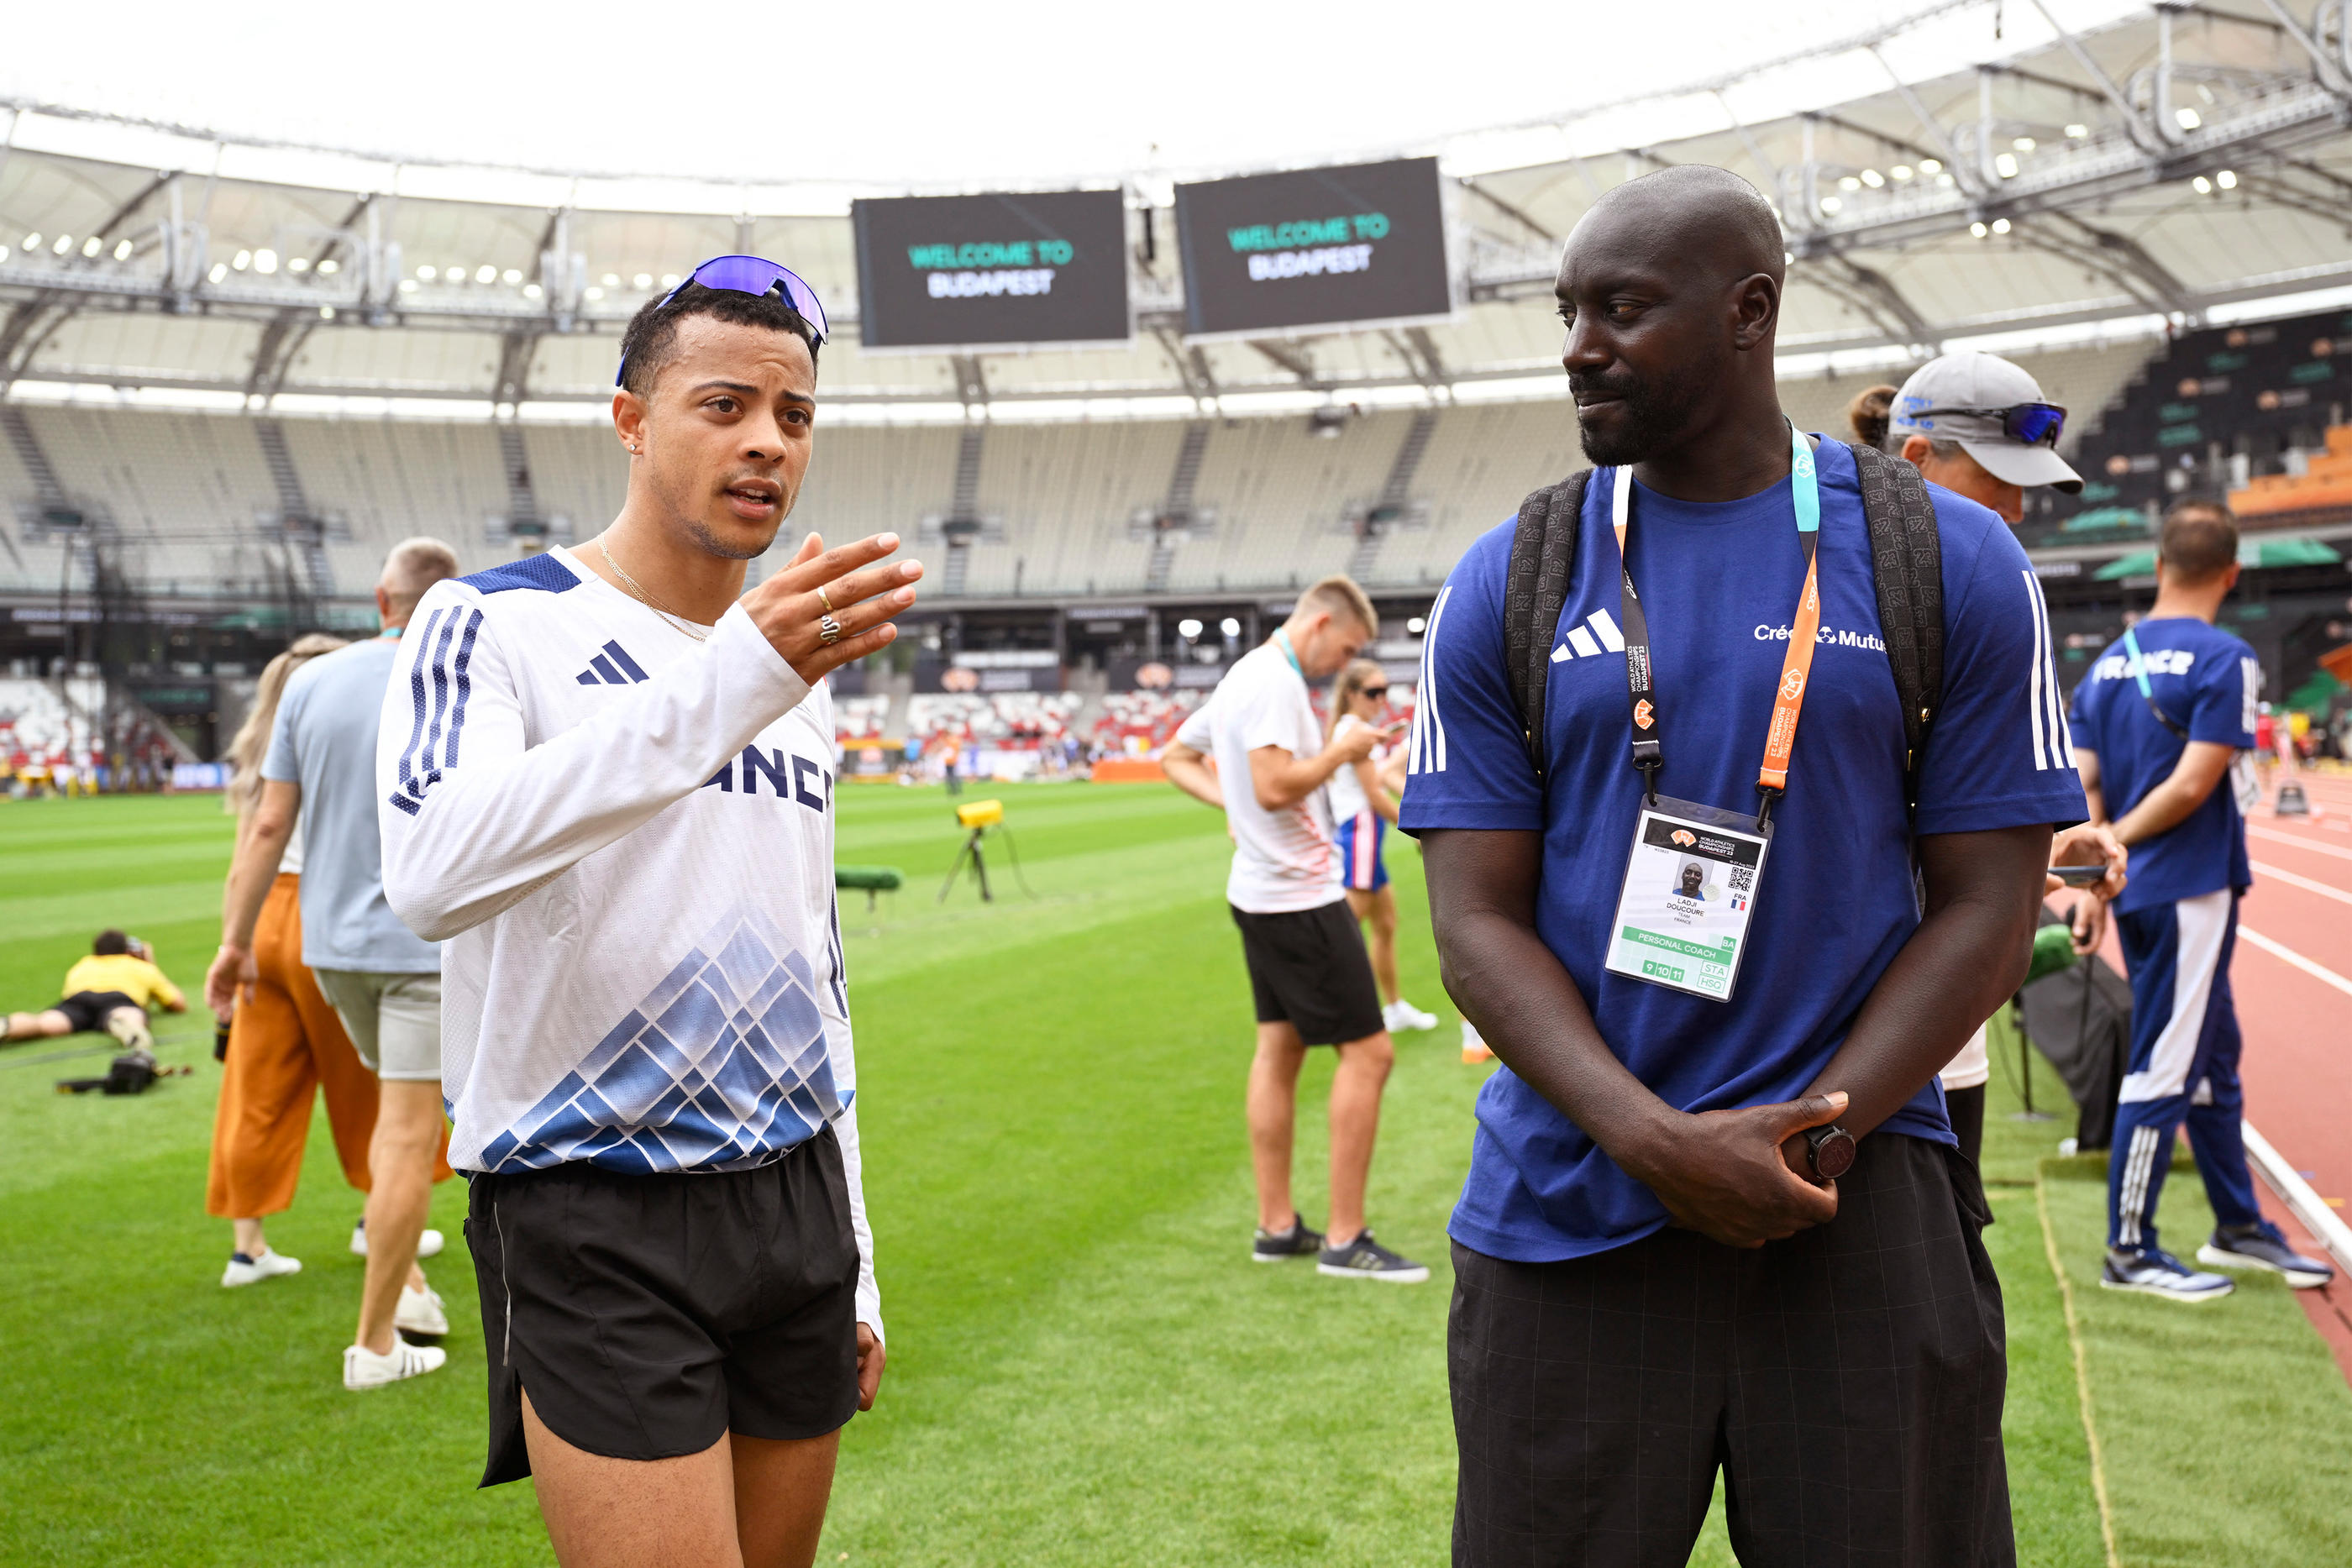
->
[[3, 787, 2348, 1565]]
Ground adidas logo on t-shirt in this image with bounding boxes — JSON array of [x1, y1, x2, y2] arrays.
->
[[1549, 609, 1627, 663], [575, 640, 651, 686]]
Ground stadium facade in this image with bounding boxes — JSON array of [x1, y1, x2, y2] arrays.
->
[[4, 0, 2351, 762]]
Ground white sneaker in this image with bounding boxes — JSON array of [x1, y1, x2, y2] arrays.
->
[[1383, 999, 1441, 1033], [1461, 1020, 1494, 1064], [344, 1339, 447, 1390], [221, 1249, 302, 1288], [351, 1221, 444, 1261], [394, 1283, 450, 1337]]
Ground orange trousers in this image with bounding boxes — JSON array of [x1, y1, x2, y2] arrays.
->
[[204, 874, 452, 1218]]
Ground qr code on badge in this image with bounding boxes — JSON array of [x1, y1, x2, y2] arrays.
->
[[1728, 865, 1756, 894]]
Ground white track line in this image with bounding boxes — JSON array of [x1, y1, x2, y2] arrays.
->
[[2248, 823, 2352, 863], [2249, 860, 2352, 908], [2242, 1121, 2352, 1280], [2239, 926, 2352, 999]]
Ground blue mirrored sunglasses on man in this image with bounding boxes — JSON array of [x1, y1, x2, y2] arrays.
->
[[616, 255, 829, 386]]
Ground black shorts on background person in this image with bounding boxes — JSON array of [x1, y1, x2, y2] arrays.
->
[[1404, 165, 2084, 1565]]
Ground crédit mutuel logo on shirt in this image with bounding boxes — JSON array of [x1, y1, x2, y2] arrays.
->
[[1752, 622, 1887, 652]]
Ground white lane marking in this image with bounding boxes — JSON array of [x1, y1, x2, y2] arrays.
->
[[2247, 822, 2352, 863], [2239, 926, 2352, 999], [2243, 1121, 2352, 1280], [2250, 860, 2352, 907]]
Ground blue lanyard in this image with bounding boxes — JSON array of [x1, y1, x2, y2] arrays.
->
[[2118, 625, 2187, 738], [1273, 627, 1303, 678]]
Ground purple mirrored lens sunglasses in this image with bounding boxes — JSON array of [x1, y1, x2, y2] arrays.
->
[[615, 254, 829, 386]]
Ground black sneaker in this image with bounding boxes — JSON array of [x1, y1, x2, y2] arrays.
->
[[2198, 1222, 2336, 1289], [1252, 1214, 1326, 1263], [1317, 1229, 1430, 1283]]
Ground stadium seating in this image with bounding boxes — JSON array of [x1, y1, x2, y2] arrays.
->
[[906, 691, 1083, 747], [836, 694, 890, 742]]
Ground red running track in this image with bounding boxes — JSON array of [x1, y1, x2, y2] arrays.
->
[[2144, 768, 2352, 1377]]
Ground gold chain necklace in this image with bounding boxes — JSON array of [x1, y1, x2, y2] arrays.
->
[[596, 539, 711, 643]]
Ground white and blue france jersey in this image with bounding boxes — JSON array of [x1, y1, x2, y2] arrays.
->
[[2066, 616, 2257, 915], [375, 546, 877, 1330], [1399, 438, 2087, 1263]]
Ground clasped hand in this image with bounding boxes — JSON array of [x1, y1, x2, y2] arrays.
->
[[1620, 1090, 1849, 1248]]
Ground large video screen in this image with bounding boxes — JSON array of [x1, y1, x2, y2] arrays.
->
[[852, 189, 1131, 349], [1173, 157, 1450, 338]]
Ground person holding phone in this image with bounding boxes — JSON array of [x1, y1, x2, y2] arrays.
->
[[1324, 658, 1440, 1035], [1162, 579, 1428, 1282]]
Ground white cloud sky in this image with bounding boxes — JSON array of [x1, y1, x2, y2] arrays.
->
[[3, 0, 2143, 191]]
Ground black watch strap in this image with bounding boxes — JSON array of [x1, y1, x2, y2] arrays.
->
[[1805, 1125, 1856, 1181]]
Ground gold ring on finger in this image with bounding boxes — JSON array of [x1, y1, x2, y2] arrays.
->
[[818, 613, 843, 647], [816, 586, 834, 614]]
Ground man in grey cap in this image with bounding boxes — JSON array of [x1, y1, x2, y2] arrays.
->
[[1887, 349, 2083, 522]]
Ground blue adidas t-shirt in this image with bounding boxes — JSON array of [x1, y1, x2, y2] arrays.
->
[[1398, 438, 2088, 1263], [2066, 617, 2256, 915]]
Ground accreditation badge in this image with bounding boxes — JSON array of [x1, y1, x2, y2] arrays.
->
[[1603, 795, 1772, 1003]]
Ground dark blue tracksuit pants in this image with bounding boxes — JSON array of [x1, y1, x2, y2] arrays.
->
[[2108, 888, 2264, 1253]]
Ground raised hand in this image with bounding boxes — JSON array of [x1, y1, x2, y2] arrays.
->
[[740, 532, 922, 684]]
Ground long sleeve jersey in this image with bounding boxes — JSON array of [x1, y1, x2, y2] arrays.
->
[[375, 548, 878, 1334]]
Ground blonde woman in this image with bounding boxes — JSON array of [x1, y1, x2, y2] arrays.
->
[[205, 635, 432, 1287], [1325, 658, 1438, 1033]]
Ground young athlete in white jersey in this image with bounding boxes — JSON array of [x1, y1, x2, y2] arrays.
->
[[376, 257, 921, 1568], [1163, 579, 1427, 1282], [1321, 658, 1439, 1034]]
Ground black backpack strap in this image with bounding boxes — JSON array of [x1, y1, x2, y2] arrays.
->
[[1501, 469, 1592, 777], [1849, 442, 1944, 809]]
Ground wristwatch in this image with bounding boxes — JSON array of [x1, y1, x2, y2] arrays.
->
[[1803, 1125, 1856, 1181]]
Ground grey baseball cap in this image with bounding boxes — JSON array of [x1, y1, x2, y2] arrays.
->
[[1889, 350, 2083, 494]]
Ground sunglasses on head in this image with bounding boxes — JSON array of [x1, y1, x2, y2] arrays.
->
[[1914, 401, 2067, 448], [615, 254, 830, 387]]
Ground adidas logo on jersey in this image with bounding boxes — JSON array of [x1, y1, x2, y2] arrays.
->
[[1549, 608, 1627, 663], [575, 640, 651, 686]]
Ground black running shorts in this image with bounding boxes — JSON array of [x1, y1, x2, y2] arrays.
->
[[54, 990, 136, 1035], [1229, 899, 1386, 1046], [1450, 1133, 2012, 1567], [461, 1125, 861, 1487]]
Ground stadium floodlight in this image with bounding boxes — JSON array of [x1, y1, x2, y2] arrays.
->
[[1992, 218, 2012, 234], [398, 278, 417, 292], [81, 236, 101, 257], [207, 262, 227, 282], [1860, 169, 1883, 188], [1178, 617, 1204, 639], [2013, 137, 2037, 153], [2066, 124, 2089, 139], [1819, 196, 1842, 214], [317, 258, 338, 275], [501, 268, 522, 285], [1890, 165, 1913, 181], [601, 273, 620, 287], [232, 249, 250, 270], [1970, 222, 1990, 239], [288, 255, 308, 272], [661, 273, 681, 288], [2177, 108, 2202, 130], [1995, 153, 2019, 179], [0, 246, 10, 263], [1838, 176, 1861, 191], [318, 306, 333, 319], [633, 272, 653, 289], [477, 265, 496, 283], [1220, 617, 1242, 637], [2192, 176, 2213, 194], [417, 265, 436, 281], [523, 282, 543, 300], [21, 233, 38, 250], [583, 286, 603, 301], [52, 233, 71, 254], [1407, 616, 1426, 634], [2217, 170, 2238, 190], [1918, 158, 1941, 175], [255, 249, 278, 274]]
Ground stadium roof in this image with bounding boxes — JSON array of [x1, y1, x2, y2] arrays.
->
[[3, 0, 2349, 420]]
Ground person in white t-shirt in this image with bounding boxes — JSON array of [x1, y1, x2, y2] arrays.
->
[[1321, 658, 1439, 1034], [1163, 578, 1428, 1283]]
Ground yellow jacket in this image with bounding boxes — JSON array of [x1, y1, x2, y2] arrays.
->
[[60, 954, 184, 1011]]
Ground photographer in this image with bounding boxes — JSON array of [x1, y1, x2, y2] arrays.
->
[[7, 930, 185, 1054]]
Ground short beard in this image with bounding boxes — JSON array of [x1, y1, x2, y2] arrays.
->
[[1572, 359, 1717, 468], [680, 517, 777, 562]]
